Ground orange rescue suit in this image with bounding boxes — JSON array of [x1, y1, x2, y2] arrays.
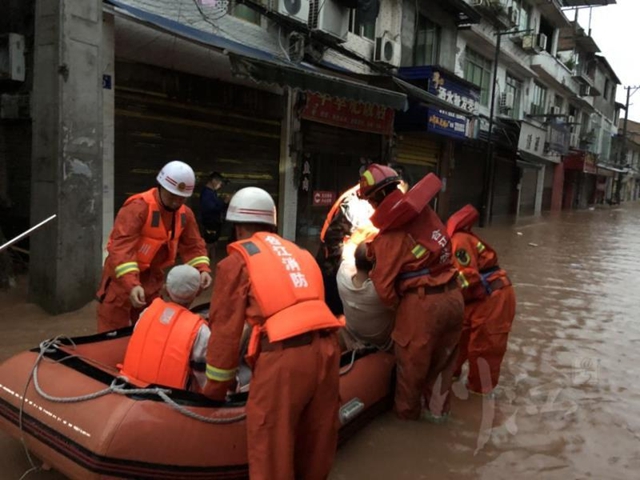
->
[[120, 298, 206, 390], [368, 194, 464, 420], [96, 188, 210, 333], [204, 232, 341, 480], [449, 222, 516, 394]]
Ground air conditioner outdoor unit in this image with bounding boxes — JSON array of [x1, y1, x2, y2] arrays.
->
[[309, 0, 349, 43], [537, 33, 548, 52], [374, 33, 401, 68], [0, 33, 25, 82], [500, 91, 515, 110], [567, 115, 576, 124], [521, 33, 539, 53], [549, 106, 561, 115], [272, 0, 310, 24]]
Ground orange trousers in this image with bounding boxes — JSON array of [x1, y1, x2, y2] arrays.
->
[[247, 333, 341, 480], [393, 288, 464, 419], [95, 272, 163, 333], [454, 285, 516, 394]]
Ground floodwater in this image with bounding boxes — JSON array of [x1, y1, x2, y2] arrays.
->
[[2, 204, 640, 479]]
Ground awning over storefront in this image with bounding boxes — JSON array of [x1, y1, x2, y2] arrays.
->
[[596, 163, 626, 174], [391, 77, 476, 117], [105, 0, 408, 110]]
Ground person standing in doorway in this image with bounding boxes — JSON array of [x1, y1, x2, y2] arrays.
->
[[199, 171, 228, 264]]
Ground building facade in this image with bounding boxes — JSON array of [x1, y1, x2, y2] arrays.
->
[[0, 0, 626, 311]]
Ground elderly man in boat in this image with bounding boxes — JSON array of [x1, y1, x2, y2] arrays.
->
[[119, 264, 211, 392]]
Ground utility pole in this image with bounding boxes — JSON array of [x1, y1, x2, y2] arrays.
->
[[480, 26, 531, 227], [615, 85, 640, 203], [480, 30, 502, 228]]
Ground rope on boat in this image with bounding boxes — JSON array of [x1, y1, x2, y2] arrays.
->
[[339, 350, 357, 376], [25, 337, 246, 425]]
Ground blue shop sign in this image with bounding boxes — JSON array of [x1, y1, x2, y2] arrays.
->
[[395, 66, 480, 139], [398, 66, 480, 115], [427, 109, 470, 139]]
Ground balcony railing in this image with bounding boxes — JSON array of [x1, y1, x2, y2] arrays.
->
[[531, 52, 580, 95]]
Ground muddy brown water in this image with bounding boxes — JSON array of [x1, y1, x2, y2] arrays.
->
[[2, 204, 640, 479]]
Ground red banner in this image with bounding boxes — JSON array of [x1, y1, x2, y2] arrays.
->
[[300, 93, 394, 135], [312, 190, 336, 206]]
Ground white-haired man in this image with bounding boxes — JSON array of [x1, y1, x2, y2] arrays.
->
[[119, 264, 210, 392]]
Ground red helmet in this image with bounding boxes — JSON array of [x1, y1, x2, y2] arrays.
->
[[358, 164, 401, 199]]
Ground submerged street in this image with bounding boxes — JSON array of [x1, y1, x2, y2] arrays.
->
[[1, 204, 640, 479]]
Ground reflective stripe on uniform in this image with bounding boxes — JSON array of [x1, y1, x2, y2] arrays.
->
[[458, 272, 470, 289], [205, 364, 236, 382], [476, 242, 486, 253], [115, 261, 140, 278], [187, 256, 210, 268], [411, 244, 427, 259]]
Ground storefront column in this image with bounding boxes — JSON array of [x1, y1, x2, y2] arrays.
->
[[535, 165, 545, 215], [551, 163, 564, 212], [30, 0, 104, 313], [102, 13, 115, 261], [278, 88, 298, 241]]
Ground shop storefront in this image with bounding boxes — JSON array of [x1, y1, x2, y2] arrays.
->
[[114, 61, 283, 221], [295, 92, 395, 250], [394, 66, 480, 216], [514, 120, 568, 216], [563, 150, 598, 209]]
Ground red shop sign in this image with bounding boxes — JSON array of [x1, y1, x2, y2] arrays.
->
[[300, 93, 395, 135], [312, 190, 336, 206]]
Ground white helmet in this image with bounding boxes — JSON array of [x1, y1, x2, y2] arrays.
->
[[157, 161, 196, 197], [226, 187, 277, 226]]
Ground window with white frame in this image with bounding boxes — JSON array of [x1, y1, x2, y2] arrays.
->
[[530, 82, 547, 116], [349, 8, 376, 40], [464, 49, 492, 106], [505, 73, 522, 119], [414, 14, 440, 66], [514, 0, 531, 32]]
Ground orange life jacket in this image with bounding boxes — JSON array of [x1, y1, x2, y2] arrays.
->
[[449, 230, 507, 303], [110, 188, 187, 271], [120, 298, 206, 389], [228, 233, 344, 363]]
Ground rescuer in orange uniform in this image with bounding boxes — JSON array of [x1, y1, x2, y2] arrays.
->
[[203, 187, 344, 480], [120, 264, 210, 392], [359, 164, 464, 422], [96, 161, 212, 333], [447, 204, 516, 395]]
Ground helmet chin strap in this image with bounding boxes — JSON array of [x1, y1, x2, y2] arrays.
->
[[158, 186, 179, 212]]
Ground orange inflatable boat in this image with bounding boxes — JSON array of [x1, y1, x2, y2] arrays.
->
[[0, 307, 395, 480]]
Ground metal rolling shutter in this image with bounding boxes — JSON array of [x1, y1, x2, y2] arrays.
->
[[395, 133, 440, 167], [114, 62, 282, 216], [449, 144, 485, 213], [519, 167, 538, 216], [492, 157, 517, 217]]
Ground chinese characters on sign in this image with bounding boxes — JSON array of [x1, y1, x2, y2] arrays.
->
[[300, 93, 395, 135], [301, 158, 311, 192], [519, 122, 547, 158], [430, 70, 479, 115], [427, 110, 468, 139], [312, 191, 336, 206], [264, 235, 308, 288]]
